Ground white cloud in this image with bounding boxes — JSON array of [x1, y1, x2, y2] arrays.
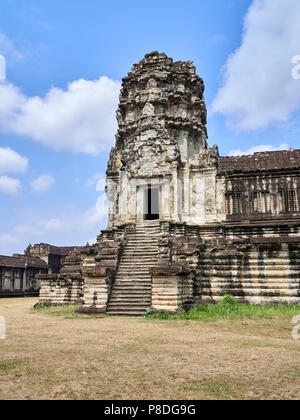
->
[[0, 233, 19, 250], [30, 174, 54, 192], [0, 54, 6, 81], [13, 193, 107, 240], [0, 147, 28, 174], [229, 143, 289, 156], [0, 33, 22, 64], [0, 76, 120, 155], [0, 175, 22, 196], [212, 0, 300, 130], [85, 172, 106, 191], [0, 192, 108, 254]]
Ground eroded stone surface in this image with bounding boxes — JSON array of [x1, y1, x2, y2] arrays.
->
[[38, 52, 300, 313]]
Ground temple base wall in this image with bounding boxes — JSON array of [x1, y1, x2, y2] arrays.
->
[[37, 274, 84, 306], [154, 222, 300, 309], [151, 272, 194, 313]]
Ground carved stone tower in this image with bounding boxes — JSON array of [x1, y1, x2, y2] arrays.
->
[[38, 52, 300, 314], [106, 51, 212, 227]]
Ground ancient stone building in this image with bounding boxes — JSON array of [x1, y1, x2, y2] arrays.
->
[[0, 255, 47, 297], [25, 243, 76, 274], [0, 244, 76, 297], [38, 52, 300, 314]]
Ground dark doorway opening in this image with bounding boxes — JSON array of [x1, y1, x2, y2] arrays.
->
[[145, 187, 159, 220]]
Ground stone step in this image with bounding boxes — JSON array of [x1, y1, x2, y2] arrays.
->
[[123, 246, 158, 249], [131, 237, 159, 240], [127, 237, 158, 240], [109, 294, 151, 299], [107, 225, 159, 315], [118, 262, 156, 266], [125, 249, 157, 252], [125, 243, 158, 246], [116, 273, 152, 277], [113, 281, 151, 286], [121, 254, 157, 257], [130, 240, 158, 244], [116, 268, 153, 272], [110, 291, 151, 295], [120, 258, 156, 262], [124, 246, 158, 250], [114, 280, 151, 285], [119, 262, 152, 266], [114, 278, 151, 282], [117, 267, 154, 271], [118, 265, 154, 270], [115, 277, 152, 281], [113, 284, 151, 288], [112, 291, 151, 296], [115, 280, 151, 284], [123, 249, 157, 253], [107, 302, 151, 310], [113, 288, 151, 292], [106, 311, 147, 316], [107, 308, 150, 314], [108, 299, 151, 305]]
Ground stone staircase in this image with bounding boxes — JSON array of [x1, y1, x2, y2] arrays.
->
[[106, 221, 160, 316]]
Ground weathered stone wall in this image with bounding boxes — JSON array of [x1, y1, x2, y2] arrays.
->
[[106, 51, 209, 227], [36, 52, 300, 313], [218, 151, 300, 222], [38, 275, 83, 306], [26, 243, 77, 273], [78, 225, 129, 313], [150, 221, 300, 312], [0, 266, 45, 297], [37, 249, 84, 306], [198, 239, 300, 305]]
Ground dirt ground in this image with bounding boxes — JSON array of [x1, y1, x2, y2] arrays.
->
[[0, 298, 299, 400]]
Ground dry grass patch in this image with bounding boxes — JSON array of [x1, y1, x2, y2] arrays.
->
[[0, 298, 300, 400]]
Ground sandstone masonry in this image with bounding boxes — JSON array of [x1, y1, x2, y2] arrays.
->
[[38, 52, 300, 314]]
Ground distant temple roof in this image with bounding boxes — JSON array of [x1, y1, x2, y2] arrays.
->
[[218, 149, 300, 174], [0, 255, 48, 269], [25, 243, 77, 256]]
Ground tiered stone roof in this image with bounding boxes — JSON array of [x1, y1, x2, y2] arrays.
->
[[0, 255, 48, 269], [218, 149, 300, 174]]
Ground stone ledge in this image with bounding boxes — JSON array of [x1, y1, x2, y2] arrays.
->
[[81, 266, 115, 277], [150, 265, 187, 276], [76, 306, 106, 315], [36, 274, 58, 280]]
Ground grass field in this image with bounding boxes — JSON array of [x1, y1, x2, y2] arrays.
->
[[0, 298, 300, 400]]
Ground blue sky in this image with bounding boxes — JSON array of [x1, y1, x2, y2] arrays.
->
[[0, 0, 300, 255]]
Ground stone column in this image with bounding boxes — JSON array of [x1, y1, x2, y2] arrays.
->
[[78, 268, 112, 314], [150, 266, 191, 313], [182, 168, 191, 222], [172, 165, 180, 222]]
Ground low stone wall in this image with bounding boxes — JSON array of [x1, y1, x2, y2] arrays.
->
[[151, 222, 300, 310], [37, 249, 84, 306], [38, 274, 83, 306], [150, 267, 194, 313], [79, 268, 113, 314], [77, 225, 128, 314], [198, 240, 300, 305]]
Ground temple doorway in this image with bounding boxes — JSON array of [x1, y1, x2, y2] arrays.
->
[[145, 187, 159, 220]]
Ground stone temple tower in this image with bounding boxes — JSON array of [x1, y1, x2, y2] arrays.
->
[[38, 51, 300, 314], [106, 51, 215, 227]]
